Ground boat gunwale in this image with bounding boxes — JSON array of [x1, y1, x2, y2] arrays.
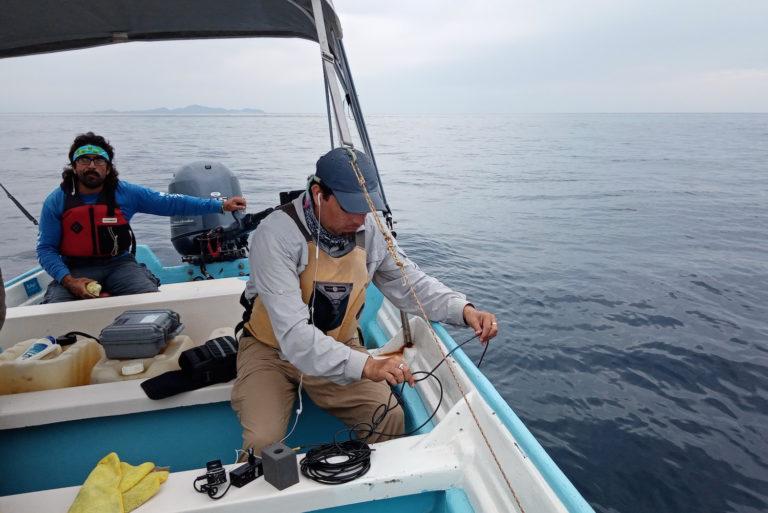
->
[[4, 266, 43, 287], [431, 321, 594, 513]]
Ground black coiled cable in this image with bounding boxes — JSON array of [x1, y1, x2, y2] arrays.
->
[[193, 476, 231, 500], [299, 440, 372, 485], [299, 334, 490, 484]]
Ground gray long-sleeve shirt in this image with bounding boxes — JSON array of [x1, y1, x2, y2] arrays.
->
[[245, 194, 469, 384]]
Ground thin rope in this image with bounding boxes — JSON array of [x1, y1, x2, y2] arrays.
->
[[344, 148, 525, 512]]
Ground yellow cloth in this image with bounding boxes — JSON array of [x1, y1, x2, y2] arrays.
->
[[68, 452, 169, 513]]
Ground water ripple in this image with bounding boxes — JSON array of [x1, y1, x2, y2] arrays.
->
[[2, 113, 767, 513]]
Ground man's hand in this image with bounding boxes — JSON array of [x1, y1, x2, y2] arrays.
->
[[222, 196, 247, 212], [463, 304, 498, 343], [61, 275, 98, 299], [362, 356, 416, 387]]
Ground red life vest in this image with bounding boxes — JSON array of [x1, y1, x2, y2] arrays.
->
[[59, 188, 135, 258]]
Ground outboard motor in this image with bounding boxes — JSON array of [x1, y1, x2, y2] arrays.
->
[[169, 162, 268, 264]]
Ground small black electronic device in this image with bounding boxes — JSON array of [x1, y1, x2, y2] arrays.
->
[[205, 460, 227, 487], [193, 459, 230, 500], [230, 449, 263, 488]]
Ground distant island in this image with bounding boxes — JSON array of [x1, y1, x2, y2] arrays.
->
[[95, 104, 265, 115]]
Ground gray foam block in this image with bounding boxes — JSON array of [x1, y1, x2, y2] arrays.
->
[[261, 442, 299, 490]]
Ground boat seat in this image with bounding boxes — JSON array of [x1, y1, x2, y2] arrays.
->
[[90, 335, 200, 384], [0, 278, 246, 349], [207, 326, 236, 340]]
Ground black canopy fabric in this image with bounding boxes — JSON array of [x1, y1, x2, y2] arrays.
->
[[0, 0, 342, 59]]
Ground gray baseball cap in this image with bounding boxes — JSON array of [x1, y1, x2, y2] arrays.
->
[[315, 148, 386, 213]]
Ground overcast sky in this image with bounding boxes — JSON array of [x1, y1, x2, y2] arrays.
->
[[0, 0, 766, 113]]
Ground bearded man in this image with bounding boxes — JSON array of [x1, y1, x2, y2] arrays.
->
[[37, 132, 246, 303]]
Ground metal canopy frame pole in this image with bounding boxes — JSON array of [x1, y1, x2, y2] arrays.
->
[[334, 39, 374, 166], [311, 0, 352, 147], [331, 29, 410, 342], [311, 0, 407, 341], [334, 37, 394, 226], [322, 65, 335, 150]]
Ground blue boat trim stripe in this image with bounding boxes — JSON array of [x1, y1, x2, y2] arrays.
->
[[431, 322, 594, 513], [5, 266, 44, 287]]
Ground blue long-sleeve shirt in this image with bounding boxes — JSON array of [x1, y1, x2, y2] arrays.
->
[[37, 181, 224, 282]]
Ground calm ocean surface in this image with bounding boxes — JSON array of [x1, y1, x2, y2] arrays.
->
[[1, 113, 767, 513]]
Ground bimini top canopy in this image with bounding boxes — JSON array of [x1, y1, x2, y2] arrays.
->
[[0, 0, 392, 216], [0, 0, 342, 59]]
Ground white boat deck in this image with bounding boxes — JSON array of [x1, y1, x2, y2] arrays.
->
[[1, 277, 246, 349], [0, 392, 566, 513], [2, 433, 462, 513], [0, 378, 232, 429]]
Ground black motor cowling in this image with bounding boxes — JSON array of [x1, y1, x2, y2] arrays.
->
[[169, 161, 247, 263]]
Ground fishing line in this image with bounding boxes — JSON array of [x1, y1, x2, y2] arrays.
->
[[342, 149, 523, 511], [298, 333, 490, 485], [351, 333, 483, 440]]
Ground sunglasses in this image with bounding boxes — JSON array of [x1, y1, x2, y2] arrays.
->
[[74, 156, 108, 167]]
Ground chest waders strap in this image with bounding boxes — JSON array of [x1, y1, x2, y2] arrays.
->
[[235, 290, 255, 338], [237, 202, 310, 338], [278, 202, 312, 242]]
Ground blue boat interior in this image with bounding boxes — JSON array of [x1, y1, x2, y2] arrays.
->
[[3, 246, 594, 512], [0, 247, 476, 512]]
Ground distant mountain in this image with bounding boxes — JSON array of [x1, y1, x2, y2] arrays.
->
[[95, 104, 265, 114]]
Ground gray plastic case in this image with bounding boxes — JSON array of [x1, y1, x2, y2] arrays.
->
[[99, 309, 183, 359]]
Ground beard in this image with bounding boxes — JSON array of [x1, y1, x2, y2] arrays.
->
[[79, 171, 106, 189]]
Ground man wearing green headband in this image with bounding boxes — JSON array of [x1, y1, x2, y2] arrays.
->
[[37, 131, 247, 302]]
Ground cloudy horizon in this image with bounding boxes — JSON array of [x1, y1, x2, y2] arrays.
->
[[1, 0, 766, 114]]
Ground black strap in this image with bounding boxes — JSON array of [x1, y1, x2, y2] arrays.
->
[[63, 191, 83, 211], [88, 206, 97, 255], [235, 203, 306, 338], [141, 370, 197, 400], [278, 202, 312, 242], [234, 290, 255, 338], [129, 226, 137, 255], [105, 186, 117, 217]]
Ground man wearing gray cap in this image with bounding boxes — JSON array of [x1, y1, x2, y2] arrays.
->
[[233, 147, 498, 455]]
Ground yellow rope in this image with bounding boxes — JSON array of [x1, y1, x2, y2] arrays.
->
[[344, 148, 526, 512]]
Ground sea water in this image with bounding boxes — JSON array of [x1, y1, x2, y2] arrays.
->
[[0, 113, 766, 513]]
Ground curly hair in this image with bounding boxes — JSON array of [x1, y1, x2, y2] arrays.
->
[[61, 132, 120, 194]]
